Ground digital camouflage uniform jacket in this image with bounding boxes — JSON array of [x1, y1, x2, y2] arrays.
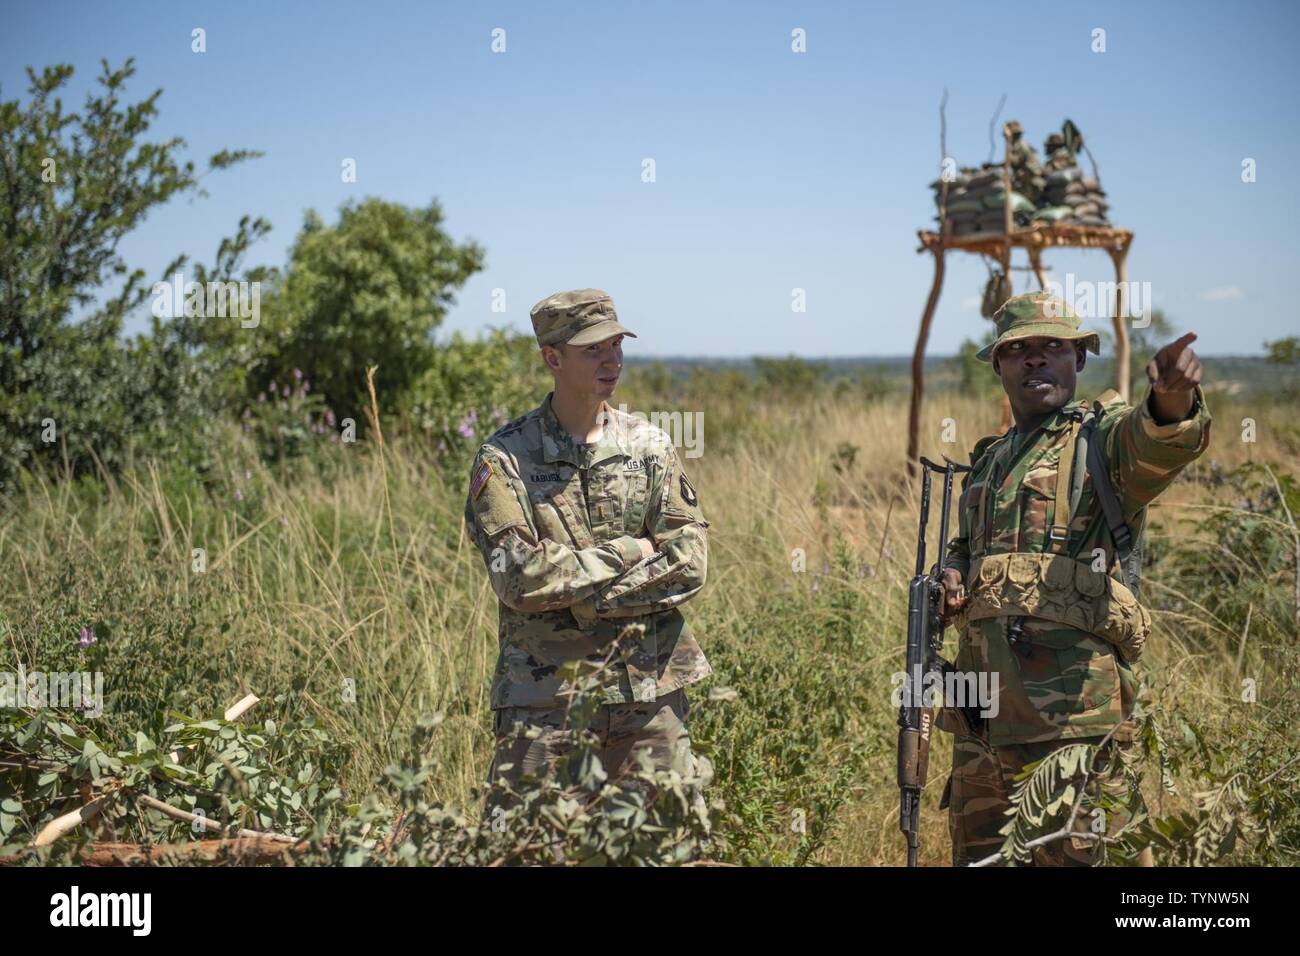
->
[[466, 394, 712, 709], [942, 386, 1211, 746]]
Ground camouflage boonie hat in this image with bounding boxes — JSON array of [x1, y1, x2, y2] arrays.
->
[[530, 289, 637, 348], [977, 292, 1101, 362]]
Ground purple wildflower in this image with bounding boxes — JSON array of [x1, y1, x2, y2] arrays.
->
[[457, 409, 479, 439], [293, 368, 303, 380], [78, 626, 97, 649], [235, 489, 244, 502]]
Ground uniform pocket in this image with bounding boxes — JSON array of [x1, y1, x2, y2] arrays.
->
[[1043, 555, 1074, 594], [1008, 553, 1040, 591], [531, 497, 574, 544], [976, 555, 1006, 591], [1075, 561, 1107, 598], [1049, 637, 1119, 715], [1019, 471, 1055, 552], [623, 472, 650, 534]]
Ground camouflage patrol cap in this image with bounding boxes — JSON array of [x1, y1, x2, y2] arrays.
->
[[978, 292, 1101, 362], [530, 289, 637, 348]]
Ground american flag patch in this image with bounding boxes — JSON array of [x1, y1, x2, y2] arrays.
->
[[471, 460, 493, 499]]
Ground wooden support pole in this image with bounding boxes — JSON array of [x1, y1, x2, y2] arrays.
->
[[997, 125, 1017, 438], [1028, 247, 1049, 291], [1109, 245, 1131, 402], [1002, 124, 1015, 265], [908, 247, 946, 470]]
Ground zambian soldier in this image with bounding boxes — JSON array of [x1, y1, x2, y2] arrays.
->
[[465, 288, 712, 807], [937, 292, 1211, 866]]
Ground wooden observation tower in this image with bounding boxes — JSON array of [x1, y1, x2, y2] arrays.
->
[[906, 122, 1134, 466]]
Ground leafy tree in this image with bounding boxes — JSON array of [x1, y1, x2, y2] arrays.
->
[[752, 355, 828, 394], [255, 199, 485, 421], [0, 59, 261, 495], [958, 328, 1002, 399], [1265, 336, 1300, 366]]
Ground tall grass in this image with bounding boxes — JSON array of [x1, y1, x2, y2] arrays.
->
[[2, 375, 1296, 864]]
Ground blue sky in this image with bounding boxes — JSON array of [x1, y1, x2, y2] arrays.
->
[[4, 0, 1297, 356]]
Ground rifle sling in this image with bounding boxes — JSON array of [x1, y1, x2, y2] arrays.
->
[[1082, 406, 1140, 598]]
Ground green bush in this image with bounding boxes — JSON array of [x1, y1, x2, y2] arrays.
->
[[403, 329, 549, 459], [1, 664, 721, 866], [0, 59, 262, 498], [752, 355, 828, 394], [253, 199, 485, 423]]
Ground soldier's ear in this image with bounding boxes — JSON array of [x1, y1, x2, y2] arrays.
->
[[541, 346, 561, 371], [1075, 345, 1086, 372]]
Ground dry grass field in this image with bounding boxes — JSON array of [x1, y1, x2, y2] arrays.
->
[[3, 371, 1298, 865]]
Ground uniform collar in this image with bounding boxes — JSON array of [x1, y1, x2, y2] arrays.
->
[[995, 399, 1086, 477], [1013, 397, 1088, 441], [540, 393, 631, 467]]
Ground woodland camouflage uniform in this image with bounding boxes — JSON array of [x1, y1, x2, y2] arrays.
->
[[939, 293, 1211, 865], [465, 290, 712, 802]]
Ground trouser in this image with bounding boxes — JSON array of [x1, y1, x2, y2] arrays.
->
[[485, 687, 700, 802], [942, 731, 1140, 867]]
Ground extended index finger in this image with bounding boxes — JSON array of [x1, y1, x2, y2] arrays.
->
[[1163, 331, 1198, 359]]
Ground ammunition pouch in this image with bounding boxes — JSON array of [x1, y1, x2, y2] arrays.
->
[[956, 551, 1150, 663]]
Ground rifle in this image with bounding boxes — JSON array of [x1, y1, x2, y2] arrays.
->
[[897, 455, 972, 867]]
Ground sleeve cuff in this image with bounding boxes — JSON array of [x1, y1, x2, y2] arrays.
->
[[608, 535, 645, 569], [945, 556, 970, 579], [1139, 384, 1210, 443]]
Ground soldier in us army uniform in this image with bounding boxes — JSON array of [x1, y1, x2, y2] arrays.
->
[[937, 292, 1211, 866], [465, 288, 712, 806]]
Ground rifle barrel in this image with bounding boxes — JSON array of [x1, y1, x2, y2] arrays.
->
[[915, 469, 931, 577]]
